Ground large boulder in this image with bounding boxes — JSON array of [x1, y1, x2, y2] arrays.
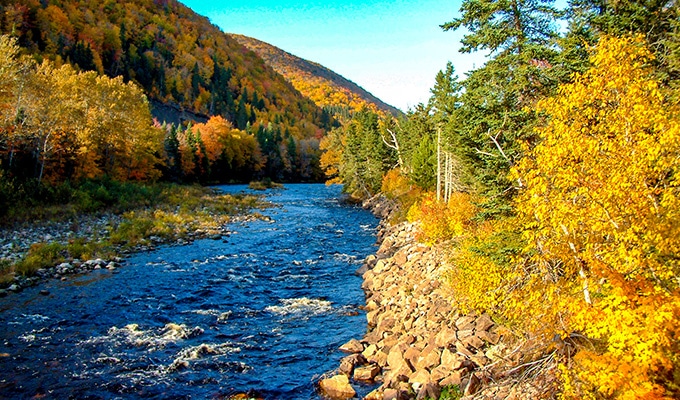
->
[[319, 374, 356, 399], [339, 338, 364, 354]]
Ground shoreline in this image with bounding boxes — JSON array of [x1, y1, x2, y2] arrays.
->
[[0, 190, 265, 296], [320, 195, 540, 400]]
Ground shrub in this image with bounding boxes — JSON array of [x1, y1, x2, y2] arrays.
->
[[407, 192, 477, 245]]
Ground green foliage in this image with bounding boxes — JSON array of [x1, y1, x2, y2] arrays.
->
[[15, 242, 66, 276], [437, 384, 463, 400], [338, 110, 397, 197]]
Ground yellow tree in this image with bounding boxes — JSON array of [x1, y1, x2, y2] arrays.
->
[[512, 36, 680, 399]]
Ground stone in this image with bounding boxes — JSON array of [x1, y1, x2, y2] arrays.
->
[[475, 314, 495, 332], [362, 343, 378, 359], [457, 329, 474, 340], [455, 315, 476, 331], [430, 364, 453, 382], [464, 372, 482, 396], [383, 388, 408, 400], [387, 344, 412, 373], [318, 374, 356, 399], [339, 338, 364, 353], [39, 290, 50, 296], [455, 341, 476, 358], [353, 364, 381, 381], [415, 345, 441, 371], [434, 327, 457, 348], [477, 330, 501, 345], [364, 388, 383, 400], [416, 382, 441, 400], [339, 353, 366, 376], [409, 369, 431, 385], [393, 249, 408, 265], [8, 284, 19, 292], [403, 347, 421, 370], [440, 348, 462, 369], [462, 334, 484, 350], [439, 371, 462, 386], [369, 350, 389, 367]]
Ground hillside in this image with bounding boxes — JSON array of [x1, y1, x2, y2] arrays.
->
[[0, 0, 330, 139], [230, 34, 402, 117]]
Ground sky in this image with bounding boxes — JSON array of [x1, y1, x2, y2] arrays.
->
[[178, 0, 484, 112]]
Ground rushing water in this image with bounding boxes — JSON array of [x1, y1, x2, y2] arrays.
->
[[0, 184, 378, 399]]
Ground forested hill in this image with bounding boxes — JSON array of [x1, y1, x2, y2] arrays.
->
[[0, 0, 331, 137], [231, 34, 402, 117]]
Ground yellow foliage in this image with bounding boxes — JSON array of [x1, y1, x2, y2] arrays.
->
[[407, 192, 477, 245], [381, 168, 411, 199], [507, 35, 680, 399]]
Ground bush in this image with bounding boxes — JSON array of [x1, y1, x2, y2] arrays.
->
[[407, 192, 477, 244]]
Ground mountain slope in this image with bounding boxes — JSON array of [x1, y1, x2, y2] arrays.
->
[[230, 34, 402, 117], [0, 0, 329, 138]]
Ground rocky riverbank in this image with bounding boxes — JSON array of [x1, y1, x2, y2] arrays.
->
[[0, 208, 261, 296], [319, 195, 550, 400]]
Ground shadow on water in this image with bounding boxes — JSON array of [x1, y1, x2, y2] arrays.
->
[[0, 184, 379, 399]]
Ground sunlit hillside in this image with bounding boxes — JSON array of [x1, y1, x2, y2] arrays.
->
[[230, 34, 402, 117]]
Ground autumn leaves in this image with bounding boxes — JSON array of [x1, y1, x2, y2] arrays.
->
[[0, 36, 162, 183]]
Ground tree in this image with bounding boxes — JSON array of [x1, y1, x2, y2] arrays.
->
[[511, 36, 680, 399], [441, 0, 563, 209]]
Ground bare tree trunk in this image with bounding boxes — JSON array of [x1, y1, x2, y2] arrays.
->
[[436, 127, 442, 201]]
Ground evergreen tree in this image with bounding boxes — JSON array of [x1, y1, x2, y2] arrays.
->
[[441, 0, 563, 210], [164, 124, 181, 181]]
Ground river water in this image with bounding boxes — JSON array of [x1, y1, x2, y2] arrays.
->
[[0, 184, 378, 399]]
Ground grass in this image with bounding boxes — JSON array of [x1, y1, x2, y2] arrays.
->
[[248, 179, 283, 190], [0, 180, 268, 287]]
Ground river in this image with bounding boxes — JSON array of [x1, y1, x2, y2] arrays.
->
[[0, 184, 379, 399]]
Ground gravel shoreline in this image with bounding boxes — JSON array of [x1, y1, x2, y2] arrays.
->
[[0, 210, 260, 296]]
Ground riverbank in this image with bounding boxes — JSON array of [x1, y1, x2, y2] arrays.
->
[[320, 195, 555, 400], [0, 185, 267, 295]]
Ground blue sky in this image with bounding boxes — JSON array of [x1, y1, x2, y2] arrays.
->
[[179, 0, 484, 111]]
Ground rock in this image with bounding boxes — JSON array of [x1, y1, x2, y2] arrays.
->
[[439, 371, 462, 386], [362, 343, 378, 359], [353, 364, 381, 381], [319, 374, 356, 399], [403, 347, 421, 370], [369, 350, 389, 367], [477, 330, 501, 345], [106, 262, 117, 270], [434, 327, 457, 348], [0, 289, 6, 297], [339, 353, 366, 376], [8, 284, 19, 292], [475, 314, 495, 332], [455, 341, 476, 358], [461, 334, 484, 350], [339, 338, 364, 354], [455, 315, 476, 331], [416, 382, 441, 400], [430, 364, 453, 382], [387, 344, 412, 374], [364, 388, 383, 400], [414, 345, 440, 371], [39, 290, 50, 296], [409, 369, 431, 385], [383, 388, 409, 400]]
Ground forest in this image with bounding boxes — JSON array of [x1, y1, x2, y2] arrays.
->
[[320, 0, 680, 398], [0, 0, 337, 215]]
